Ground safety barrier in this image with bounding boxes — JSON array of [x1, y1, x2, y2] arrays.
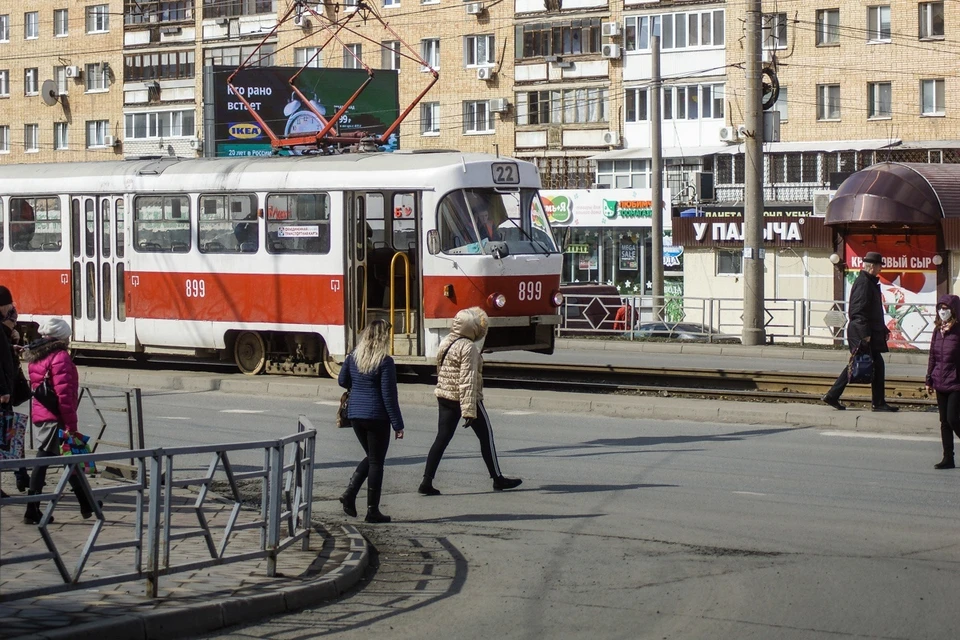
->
[[0, 417, 316, 601]]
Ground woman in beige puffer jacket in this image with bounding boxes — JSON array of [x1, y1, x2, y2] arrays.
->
[[419, 307, 522, 495]]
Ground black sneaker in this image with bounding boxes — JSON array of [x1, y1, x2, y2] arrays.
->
[[935, 458, 955, 470], [822, 395, 846, 411], [493, 476, 522, 491], [418, 481, 441, 496], [872, 404, 900, 413]]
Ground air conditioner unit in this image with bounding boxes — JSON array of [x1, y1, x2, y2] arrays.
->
[[189, 137, 202, 150], [64, 66, 81, 78], [718, 126, 739, 143], [601, 21, 621, 37], [477, 67, 495, 81], [488, 98, 509, 113], [293, 14, 309, 27], [103, 135, 116, 147], [812, 191, 835, 217], [466, 2, 484, 15], [602, 130, 620, 146], [736, 124, 749, 138], [601, 44, 621, 59]]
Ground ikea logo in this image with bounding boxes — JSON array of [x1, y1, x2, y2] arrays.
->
[[228, 123, 262, 139]]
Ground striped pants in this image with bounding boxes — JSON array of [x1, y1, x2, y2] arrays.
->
[[423, 398, 501, 481]]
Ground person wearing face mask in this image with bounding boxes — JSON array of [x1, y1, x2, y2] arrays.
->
[[926, 295, 960, 469]]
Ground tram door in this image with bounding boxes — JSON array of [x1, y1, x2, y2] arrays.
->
[[70, 195, 128, 345], [345, 191, 422, 357]]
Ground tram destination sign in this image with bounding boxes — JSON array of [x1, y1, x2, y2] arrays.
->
[[209, 66, 400, 157]]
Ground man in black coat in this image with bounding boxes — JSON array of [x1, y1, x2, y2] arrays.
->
[[822, 251, 899, 412]]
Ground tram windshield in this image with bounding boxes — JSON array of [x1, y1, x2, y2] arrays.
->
[[438, 188, 558, 256]]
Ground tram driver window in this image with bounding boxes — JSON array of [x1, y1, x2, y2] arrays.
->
[[438, 189, 508, 254], [199, 194, 258, 253], [265, 193, 330, 254], [134, 195, 191, 253], [10, 197, 62, 251]]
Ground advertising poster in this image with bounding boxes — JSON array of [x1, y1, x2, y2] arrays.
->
[[619, 243, 638, 270], [211, 66, 400, 157], [540, 189, 672, 228], [844, 234, 938, 349]]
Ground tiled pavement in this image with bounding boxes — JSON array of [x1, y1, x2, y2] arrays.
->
[[0, 474, 368, 640]]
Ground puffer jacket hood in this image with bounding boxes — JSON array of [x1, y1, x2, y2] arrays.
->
[[448, 307, 488, 343], [938, 294, 960, 322], [22, 337, 67, 363], [435, 307, 488, 419]]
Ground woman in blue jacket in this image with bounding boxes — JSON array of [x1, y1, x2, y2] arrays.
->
[[338, 320, 405, 522], [926, 294, 960, 469]]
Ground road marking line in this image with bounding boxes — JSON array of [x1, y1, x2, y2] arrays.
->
[[732, 491, 766, 496], [315, 401, 340, 407], [220, 409, 266, 414], [821, 430, 939, 443], [503, 411, 536, 416], [156, 416, 191, 421]]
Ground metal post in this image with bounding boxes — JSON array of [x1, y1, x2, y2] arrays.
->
[[146, 453, 162, 598], [266, 444, 283, 577], [301, 427, 316, 551], [650, 35, 664, 320], [742, 0, 766, 345]]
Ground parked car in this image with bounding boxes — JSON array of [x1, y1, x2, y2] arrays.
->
[[634, 322, 741, 343], [558, 284, 623, 334]]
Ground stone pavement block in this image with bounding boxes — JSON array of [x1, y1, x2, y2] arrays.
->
[[36, 615, 146, 640], [266, 381, 322, 398], [281, 578, 339, 611], [528, 395, 594, 416], [589, 400, 656, 420], [718, 404, 789, 425], [649, 404, 720, 423], [143, 603, 224, 639], [173, 377, 222, 392], [220, 593, 287, 627]]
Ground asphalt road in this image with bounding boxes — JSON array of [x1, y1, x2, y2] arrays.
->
[[122, 388, 960, 640]]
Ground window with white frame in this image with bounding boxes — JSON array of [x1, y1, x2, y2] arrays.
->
[[701, 84, 725, 119], [0, 15, 8, 41], [294, 47, 321, 68], [517, 19, 602, 58], [465, 35, 494, 67], [343, 44, 362, 69], [86, 120, 109, 147], [624, 11, 723, 51], [123, 110, 195, 139], [919, 2, 944, 39], [463, 100, 493, 134], [25, 12, 38, 39], [0, 70, 8, 97], [422, 38, 440, 70], [54, 66, 68, 95], [717, 249, 743, 275], [514, 88, 607, 125], [817, 84, 841, 120], [595, 159, 651, 189], [0, 126, 8, 152], [24, 68, 38, 95], [54, 9, 69, 36], [383, 0, 398, 6], [86, 5, 109, 33], [24, 124, 38, 151], [204, 44, 275, 67], [421, 101, 439, 134], [762, 12, 787, 49], [85, 63, 108, 91], [868, 82, 892, 118], [515, 90, 559, 125], [54, 122, 68, 150], [659, 85, 722, 120], [921, 78, 945, 115], [867, 6, 891, 42], [381, 41, 400, 70], [625, 88, 648, 122], [817, 9, 839, 45], [767, 86, 788, 121]]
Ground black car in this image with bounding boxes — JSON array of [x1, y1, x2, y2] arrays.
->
[[634, 322, 740, 343]]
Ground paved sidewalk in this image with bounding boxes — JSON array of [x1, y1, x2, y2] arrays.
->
[[0, 476, 368, 640]]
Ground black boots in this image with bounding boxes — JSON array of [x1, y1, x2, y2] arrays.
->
[[364, 488, 390, 523], [935, 457, 955, 470], [493, 476, 522, 491], [23, 492, 52, 525], [418, 477, 441, 496], [339, 472, 365, 518]]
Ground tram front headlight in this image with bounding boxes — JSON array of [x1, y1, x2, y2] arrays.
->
[[488, 293, 507, 309], [551, 291, 564, 306]]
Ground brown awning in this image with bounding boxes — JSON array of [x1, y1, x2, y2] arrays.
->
[[825, 162, 951, 227]]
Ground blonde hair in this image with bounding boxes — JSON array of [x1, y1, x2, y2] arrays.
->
[[353, 319, 391, 374]]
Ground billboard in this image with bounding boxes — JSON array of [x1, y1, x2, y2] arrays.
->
[[210, 66, 400, 157]]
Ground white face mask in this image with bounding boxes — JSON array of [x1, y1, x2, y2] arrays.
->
[[939, 308, 953, 322]]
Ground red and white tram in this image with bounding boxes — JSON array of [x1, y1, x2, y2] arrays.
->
[[0, 152, 563, 375]]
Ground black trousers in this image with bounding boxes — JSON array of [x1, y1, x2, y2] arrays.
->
[[825, 350, 887, 406], [28, 447, 92, 511], [350, 419, 391, 507], [424, 398, 501, 481], [936, 391, 960, 458]]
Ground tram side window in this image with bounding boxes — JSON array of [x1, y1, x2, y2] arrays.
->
[[393, 193, 416, 251], [10, 197, 62, 251], [199, 194, 258, 253], [265, 193, 330, 254], [134, 195, 191, 253]]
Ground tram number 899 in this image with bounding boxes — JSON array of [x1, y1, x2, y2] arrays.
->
[[185, 279, 206, 298], [518, 281, 542, 301]]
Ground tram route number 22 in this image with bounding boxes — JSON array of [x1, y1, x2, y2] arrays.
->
[[185, 279, 206, 298], [518, 281, 542, 301]]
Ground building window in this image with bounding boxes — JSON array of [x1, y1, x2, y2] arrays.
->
[[463, 100, 494, 134], [702, 84, 725, 119], [465, 35, 494, 67], [772, 152, 819, 183], [867, 6, 891, 42], [54, 9, 69, 36], [596, 159, 650, 189], [716, 154, 745, 184], [0, 15, 8, 41], [517, 18, 602, 58], [202, 0, 274, 19], [516, 90, 557, 125], [868, 82, 892, 118], [0, 70, 8, 97], [85, 64, 109, 91], [625, 88, 648, 122], [204, 44, 275, 67], [54, 66, 68, 95], [86, 5, 109, 32], [381, 41, 400, 70], [24, 68, 38, 95], [344, 44, 362, 69], [762, 12, 787, 49], [24, 124, 38, 152], [124, 51, 195, 81], [624, 11, 725, 52], [124, 110, 195, 139], [767, 85, 788, 122], [25, 11, 39, 39], [0, 126, 8, 152], [921, 79, 945, 115], [294, 47, 321, 68], [86, 120, 109, 147], [421, 39, 440, 70], [421, 101, 439, 135], [919, 2, 944, 39], [54, 122, 69, 150], [717, 249, 743, 276], [817, 84, 841, 120], [817, 9, 840, 45]]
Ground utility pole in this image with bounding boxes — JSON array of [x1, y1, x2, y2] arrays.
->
[[742, 0, 766, 345], [650, 35, 664, 319]]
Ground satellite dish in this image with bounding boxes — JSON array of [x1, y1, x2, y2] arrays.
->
[[40, 80, 58, 107]]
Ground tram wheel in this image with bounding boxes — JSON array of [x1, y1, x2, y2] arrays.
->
[[235, 331, 266, 375], [321, 340, 341, 378]]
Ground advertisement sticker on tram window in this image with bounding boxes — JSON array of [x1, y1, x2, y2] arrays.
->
[[491, 163, 519, 185], [277, 226, 320, 238]]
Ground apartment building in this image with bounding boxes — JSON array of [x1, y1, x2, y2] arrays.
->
[[0, 2, 124, 163]]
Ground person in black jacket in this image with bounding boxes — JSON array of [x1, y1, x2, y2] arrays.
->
[[337, 320, 405, 523], [822, 251, 899, 412], [0, 286, 29, 495]]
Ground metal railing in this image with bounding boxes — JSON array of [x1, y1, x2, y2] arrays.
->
[[0, 417, 316, 601]]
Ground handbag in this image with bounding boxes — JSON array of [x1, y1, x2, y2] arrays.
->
[[11, 366, 31, 407], [33, 374, 59, 415], [848, 342, 875, 384], [336, 391, 350, 428], [0, 410, 27, 460], [58, 429, 96, 476]]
